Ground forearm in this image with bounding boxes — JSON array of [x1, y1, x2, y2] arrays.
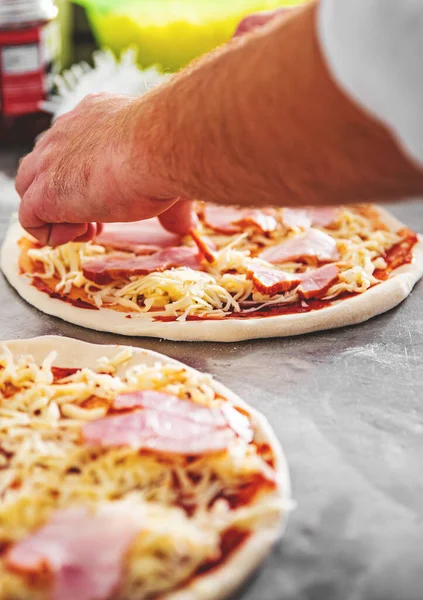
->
[[131, 2, 423, 207]]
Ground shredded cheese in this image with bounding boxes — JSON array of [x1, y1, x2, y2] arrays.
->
[[0, 347, 277, 600], [22, 206, 405, 318]]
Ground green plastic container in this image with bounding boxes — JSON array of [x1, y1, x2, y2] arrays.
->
[[73, 0, 305, 71], [56, 0, 73, 67]]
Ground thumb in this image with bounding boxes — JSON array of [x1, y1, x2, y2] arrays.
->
[[158, 198, 198, 235]]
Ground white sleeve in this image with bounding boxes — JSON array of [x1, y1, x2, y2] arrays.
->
[[317, 0, 423, 167]]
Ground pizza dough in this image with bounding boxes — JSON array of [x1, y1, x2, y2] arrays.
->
[[0, 336, 290, 600], [2, 207, 422, 342]]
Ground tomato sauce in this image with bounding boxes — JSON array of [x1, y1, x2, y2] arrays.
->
[[28, 229, 419, 319], [256, 443, 276, 468], [51, 367, 80, 382], [374, 229, 418, 281], [212, 474, 276, 511], [196, 528, 250, 577], [152, 528, 250, 599], [32, 278, 99, 310], [1, 381, 21, 398], [152, 297, 347, 322]]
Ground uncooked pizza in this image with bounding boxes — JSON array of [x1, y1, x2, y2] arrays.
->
[[2, 202, 422, 341], [0, 336, 289, 600]]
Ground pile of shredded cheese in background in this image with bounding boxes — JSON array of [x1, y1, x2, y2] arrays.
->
[[0, 347, 277, 600], [23, 207, 402, 319]]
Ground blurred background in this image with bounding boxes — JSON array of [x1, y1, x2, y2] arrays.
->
[[62, 0, 302, 70], [0, 0, 307, 149], [0, 0, 306, 189]]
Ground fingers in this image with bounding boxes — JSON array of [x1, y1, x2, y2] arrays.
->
[[22, 221, 100, 247], [158, 198, 198, 235], [48, 223, 90, 246]]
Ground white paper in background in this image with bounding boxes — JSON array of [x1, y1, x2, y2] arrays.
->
[[0, 173, 19, 210], [41, 50, 169, 120]]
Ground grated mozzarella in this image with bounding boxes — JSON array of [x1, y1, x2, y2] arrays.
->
[[22, 206, 404, 318], [0, 348, 276, 600]]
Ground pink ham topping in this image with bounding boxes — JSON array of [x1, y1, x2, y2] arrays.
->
[[282, 209, 312, 230], [260, 228, 339, 264], [247, 263, 339, 299], [308, 207, 339, 228], [297, 264, 340, 299], [95, 218, 181, 255], [83, 390, 253, 455], [203, 205, 277, 234], [82, 246, 202, 285], [6, 505, 142, 600], [247, 266, 302, 296], [282, 207, 338, 230]]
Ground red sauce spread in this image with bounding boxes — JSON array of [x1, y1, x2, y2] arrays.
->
[[256, 443, 276, 468], [32, 278, 99, 311], [152, 297, 349, 322], [29, 229, 419, 320], [195, 528, 250, 577], [212, 474, 276, 511], [1, 381, 21, 398], [51, 367, 80, 382], [157, 527, 250, 599], [374, 229, 418, 280]]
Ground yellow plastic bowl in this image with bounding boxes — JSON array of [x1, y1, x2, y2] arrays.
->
[[74, 0, 307, 71]]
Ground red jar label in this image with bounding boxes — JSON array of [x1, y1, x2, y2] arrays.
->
[[0, 22, 59, 117]]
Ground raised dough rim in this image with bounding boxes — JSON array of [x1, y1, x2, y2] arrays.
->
[[1, 335, 291, 600], [2, 208, 423, 342]]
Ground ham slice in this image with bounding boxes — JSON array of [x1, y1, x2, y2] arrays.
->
[[235, 209, 278, 233], [95, 218, 181, 255], [6, 505, 142, 600], [308, 207, 338, 228], [189, 229, 217, 263], [260, 229, 339, 264], [82, 246, 202, 285], [203, 205, 277, 234], [83, 390, 253, 455], [297, 264, 340, 299], [282, 207, 338, 230], [247, 264, 339, 299], [282, 209, 312, 230], [247, 266, 302, 295]]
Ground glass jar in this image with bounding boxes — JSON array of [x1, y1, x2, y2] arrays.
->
[[0, 0, 61, 147]]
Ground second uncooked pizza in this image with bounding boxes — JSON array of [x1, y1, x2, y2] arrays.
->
[[0, 336, 289, 600]]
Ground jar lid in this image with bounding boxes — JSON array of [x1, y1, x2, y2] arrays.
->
[[0, 0, 58, 25]]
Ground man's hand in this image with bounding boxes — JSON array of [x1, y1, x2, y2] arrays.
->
[[17, 3, 423, 244], [16, 93, 194, 246]]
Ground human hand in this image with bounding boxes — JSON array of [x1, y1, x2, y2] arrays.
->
[[16, 93, 194, 246]]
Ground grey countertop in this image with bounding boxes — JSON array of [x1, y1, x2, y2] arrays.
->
[[1, 160, 422, 600]]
